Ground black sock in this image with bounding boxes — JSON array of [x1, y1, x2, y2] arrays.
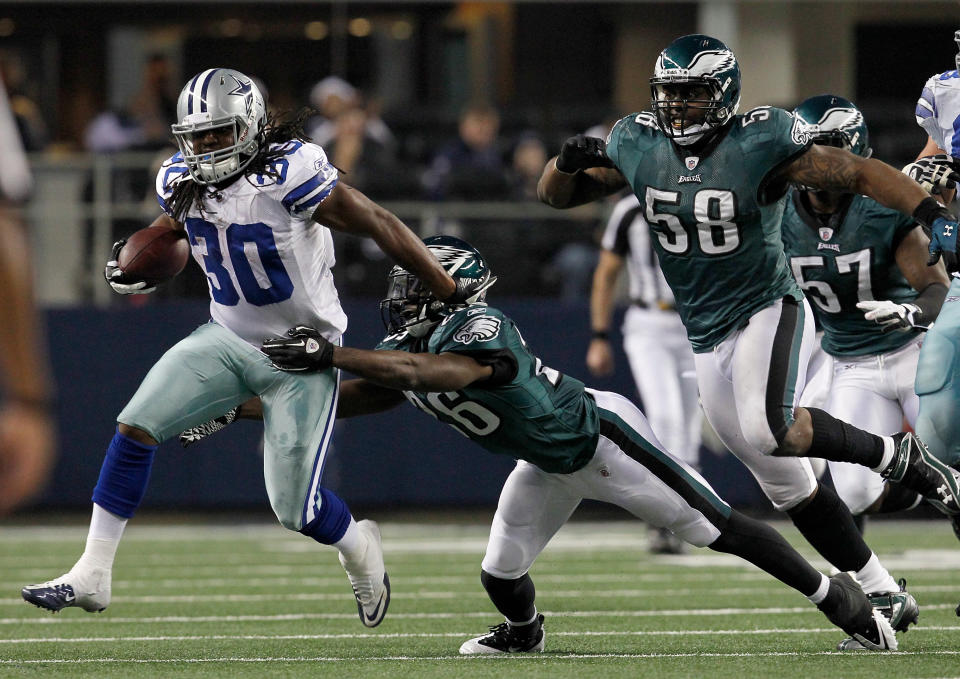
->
[[877, 483, 922, 513], [852, 513, 866, 536], [788, 483, 871, 573], [807, 408, 886, 468], [709, 510, 822, 596], [480, 570, 536, 624]]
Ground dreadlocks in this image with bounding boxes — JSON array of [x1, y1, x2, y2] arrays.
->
[[168, 108, 316, 224]]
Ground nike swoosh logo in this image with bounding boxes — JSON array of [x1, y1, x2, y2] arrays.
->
[[364, 590, 387, 623], [63, 592, 75, 602]]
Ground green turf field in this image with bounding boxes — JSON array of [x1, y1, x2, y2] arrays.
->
[[1, 517, 958, 678]]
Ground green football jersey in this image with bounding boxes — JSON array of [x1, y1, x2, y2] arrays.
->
[[376, 304, 599, 474], [606, 107, 809, 352], [781, 190, 920, 357]]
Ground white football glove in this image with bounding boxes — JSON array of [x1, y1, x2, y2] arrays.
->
[[856, 300, 925, 332], [901, 154, 960, 196], [103, 239, 156, 295]]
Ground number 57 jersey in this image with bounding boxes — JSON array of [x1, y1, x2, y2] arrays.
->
[[156, 140, 347, 346], [376, 305, 600, 474], [606, 107, 809, 352]]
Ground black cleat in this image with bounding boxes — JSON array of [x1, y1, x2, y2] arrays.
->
[[459, 614, 545, 654], [817, 573, 896, 651], [884, 433, 960, 515], [837, 578, 919, 650]]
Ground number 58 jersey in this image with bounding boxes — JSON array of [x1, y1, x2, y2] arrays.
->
[[376, 305, 599, 474], [606, 107, 809, 352], [156, 140, 347, 346]]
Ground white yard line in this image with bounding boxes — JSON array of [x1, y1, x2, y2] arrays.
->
[[3, 603, 959, 625]]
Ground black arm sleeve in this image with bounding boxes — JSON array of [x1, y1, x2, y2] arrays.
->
[[911, 281, 948, 327], [452, 349, 519, 387]]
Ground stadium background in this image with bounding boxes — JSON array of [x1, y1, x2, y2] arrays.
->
[[3, 0, 959, 514]]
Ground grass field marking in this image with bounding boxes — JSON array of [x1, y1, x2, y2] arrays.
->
[[3, 583, 959, 607], [3, 625, 960, 644], [4, 651, 960, 664], [4, 602, 960, 625]]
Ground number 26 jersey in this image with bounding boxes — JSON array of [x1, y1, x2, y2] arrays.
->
[[377, 305, 599, 474], [156, 140, 346, 346]]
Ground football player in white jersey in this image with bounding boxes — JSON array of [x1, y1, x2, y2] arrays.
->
[[587, 192, 701, 553], [906, 33, 960, 547], [20, 68, 478, 627]]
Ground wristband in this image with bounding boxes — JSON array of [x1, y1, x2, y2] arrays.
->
[[592, 330, 610, 340], [912, 196, 952, 228]]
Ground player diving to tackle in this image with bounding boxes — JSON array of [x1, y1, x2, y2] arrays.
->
[[781, 94, 950, 533], [538, 34, 960, 643], [183, 235, 899, 652], [20, 68, 484, 627]]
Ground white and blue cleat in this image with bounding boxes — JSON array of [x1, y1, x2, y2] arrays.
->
[[21, 568, 111, 613]]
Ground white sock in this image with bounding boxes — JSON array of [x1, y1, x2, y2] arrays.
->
[[76, 504, 127, 572], [871, 437, 896, 473], [334, 518, 366, 565], [855, 553, 898, 594], [806, 573, 831, 605]]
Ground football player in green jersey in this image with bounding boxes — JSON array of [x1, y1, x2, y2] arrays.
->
[[227, 234, 894, 652], [783, 95, 949, 533], [539, 34, 960, 640]]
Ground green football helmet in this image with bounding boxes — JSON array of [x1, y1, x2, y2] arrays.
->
[[381, 235, 497, 338], [650, 34, 741, 146], [792, 94, 871, 158]]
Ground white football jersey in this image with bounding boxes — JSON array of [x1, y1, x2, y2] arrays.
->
[[916, 69, 960, 160], [156, 140, 347, 346], [600, 193, 675, 308]]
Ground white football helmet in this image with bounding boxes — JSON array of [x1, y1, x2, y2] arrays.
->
[[172, 68, 267, 184]]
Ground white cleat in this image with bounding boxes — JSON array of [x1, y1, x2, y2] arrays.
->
[[21, 567, 111, 613], [339, 520, 390, 628]]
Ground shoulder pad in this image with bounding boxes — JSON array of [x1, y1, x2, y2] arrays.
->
[[256, 141, 339, 216]]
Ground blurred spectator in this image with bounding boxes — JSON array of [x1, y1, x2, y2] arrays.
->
[[0, 50, 48, 151], [322, 104, 409, 199], [422, 102, 510, 201], [307, 76, 394, 149], [509, 132, 548, 201], [0, 73, 56, 515], [127, 54, 177, 150]]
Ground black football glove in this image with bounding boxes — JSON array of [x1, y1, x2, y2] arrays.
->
[[261, 325, 335, 372], [902, 154, 960, 196], [555, 135, 615, 174], [445, 275, 490, 306], [103, 239, 156, 295]]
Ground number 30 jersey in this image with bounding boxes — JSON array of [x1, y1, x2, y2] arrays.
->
[[156, 140, 346, 346], [605, 107, 809, 352], [376, 305, 599, 474]]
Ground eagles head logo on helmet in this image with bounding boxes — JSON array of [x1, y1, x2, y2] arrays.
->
[[381, 235, 497, 338], [792, 94, 871, 159], [650, 34, 742, 146], [171, 68, 268, 184]]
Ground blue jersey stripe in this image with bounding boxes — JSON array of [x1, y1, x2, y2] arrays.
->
[[293, 182, 336, 212], [920, 87, 938, 116], [952, 113, 960, 159], [282, 173, 327, 208], [916, 104, 934, 120]]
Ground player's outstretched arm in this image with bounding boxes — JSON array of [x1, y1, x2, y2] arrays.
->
[[310, 181, 455, 301], [261, 325, 492, 391], [538, 135, 627, 209]]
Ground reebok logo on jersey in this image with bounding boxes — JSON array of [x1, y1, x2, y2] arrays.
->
[[453, 316, 501, 343], [817, 243, 840, 252], [678, 174, 702, 184]]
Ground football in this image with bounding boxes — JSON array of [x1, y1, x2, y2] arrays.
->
[[118, 226, 191, 285]]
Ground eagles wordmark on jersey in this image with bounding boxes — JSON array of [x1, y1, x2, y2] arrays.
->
[[605, 105, 811, 352]]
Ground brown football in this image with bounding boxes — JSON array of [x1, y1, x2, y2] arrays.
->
[[118, 226, 191, 285]]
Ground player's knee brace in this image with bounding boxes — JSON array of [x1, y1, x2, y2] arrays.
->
[[91, 428, 158, 519], [298, 487, 352, 544]]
